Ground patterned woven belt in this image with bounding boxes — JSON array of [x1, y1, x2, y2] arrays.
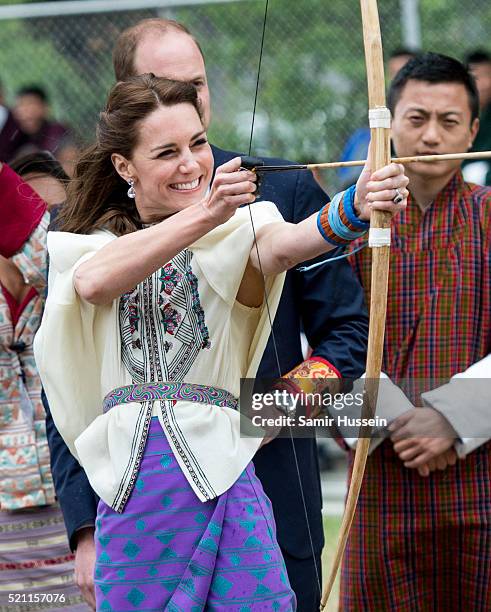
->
[[103, 382, 238, 414]]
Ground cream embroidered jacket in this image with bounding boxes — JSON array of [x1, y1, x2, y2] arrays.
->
[[34, 203, 285, 511]]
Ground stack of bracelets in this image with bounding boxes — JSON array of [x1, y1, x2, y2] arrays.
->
[[317, 184, 369, 246]]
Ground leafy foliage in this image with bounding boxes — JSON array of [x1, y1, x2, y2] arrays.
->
[[1, 0, 489, 188]]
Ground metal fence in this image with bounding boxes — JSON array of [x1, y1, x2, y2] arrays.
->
[[1, 0, 490, 189]]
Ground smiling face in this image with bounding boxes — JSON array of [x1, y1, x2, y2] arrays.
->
[[112, 102, 213, 223], [391, 79, 479, 183], [134, 30, 211, 129]]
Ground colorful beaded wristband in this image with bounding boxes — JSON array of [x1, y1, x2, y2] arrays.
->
[[317, 185, 369, 246]]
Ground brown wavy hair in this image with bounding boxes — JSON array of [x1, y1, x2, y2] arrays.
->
[[58, 74, 202, 236]]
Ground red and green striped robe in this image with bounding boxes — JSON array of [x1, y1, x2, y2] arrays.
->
[[341, 172, 491, 611]]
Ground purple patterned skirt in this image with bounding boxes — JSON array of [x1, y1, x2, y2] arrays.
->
[[94, 418, 296, 611]]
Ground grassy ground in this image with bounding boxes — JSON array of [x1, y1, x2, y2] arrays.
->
[[321, 516, 342, 611]]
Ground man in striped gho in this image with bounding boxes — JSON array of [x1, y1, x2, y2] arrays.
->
[[343, 52, 491, 611]]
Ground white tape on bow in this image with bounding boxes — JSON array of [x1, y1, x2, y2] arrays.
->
[[368, 107, 391, 129], [369, 227, 391, 247]]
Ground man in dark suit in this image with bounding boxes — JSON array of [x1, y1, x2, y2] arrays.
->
[[45, 18, 368, 611]]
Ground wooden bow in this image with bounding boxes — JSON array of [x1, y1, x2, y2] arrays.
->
[[320, 0, 392, 607]]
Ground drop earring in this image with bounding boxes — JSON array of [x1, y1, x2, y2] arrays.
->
[[127, 178, 136, 199]]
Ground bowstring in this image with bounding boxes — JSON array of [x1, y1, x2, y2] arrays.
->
[[246, 0, 322, 597]]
